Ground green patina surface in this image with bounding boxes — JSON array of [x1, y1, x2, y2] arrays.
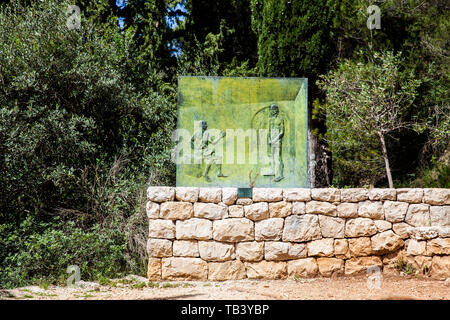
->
[[176, 76, 308, 188]]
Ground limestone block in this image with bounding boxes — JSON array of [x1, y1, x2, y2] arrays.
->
[[358, 201, 384, 220], [344, 257, 382, 275], [340, 188, 369, 202], [429, 206, 450, 227], [160, 201, 193, 220], [252, 188, 283, 202], [423, 188, 450, 205], [438, 227, 450, 238], [198, 188, 222, 203], [383, 201, 409, 223], [235, 242, 264, 262], [291, 202, 305, 215], [311, 188, 340, 202], [368, 188, 396, 201], [228, 205, 244, 218], [149, 219, 175, 239], [194, 202, 228, 220], [405, 204, 430, 227], [431, 256, 450, 279], [283, 188, 311, 202], [255, 218, 284, 241], [236, 198, 253, 205], [345, 218, 378, 238], [410, 255, 432, 273], [307, 238, 334, 257], [337, 203, 358, 218], [172, 240, 199, 257], [319, 215, 345, 238], [427, 238, 450, 255], [147, 186, 175, 202], [146, 201, 159, 219], [222, 187, 238, 205], [213, 218, 254, 242], [397, 188, 423, 203], [287, 258, 318, 278], [282, 214, 322, 242], [147, 258, 161, 280], [264, 242, 307, 261], [269, 201, 293, 218], [348, 237, 372, 257], [264, 241, 289, 261], [198, 241, 235, 262], [406, 239, 426, 256], [245, 261, 287, 279], [175, 187, 199, 202], [244, 202, 269, 221], [334, 239, 349, 258], [317, 258, 344, 277], [374, 220, 392, 232], [305, 201, 337, 216], [147, 239, 172, 257], [371, 230, 404, 255], [176, 218, 212, 240], [162, 257, 208, 280], [287, 243, 309, 259], [408, 226, 439, 240], [208, 260, 246, 281], [392, 222, 413, 239]]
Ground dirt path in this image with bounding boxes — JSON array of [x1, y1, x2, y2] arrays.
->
[[1, 275, 449, 300]]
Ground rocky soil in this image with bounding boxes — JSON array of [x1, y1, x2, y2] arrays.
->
[[1, 275, 449, 300]]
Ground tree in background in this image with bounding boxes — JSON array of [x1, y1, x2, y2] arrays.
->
[[76, 0, 178, 93], [0, 0, 175, 287], [250, 0, 339, 186], [329, 0, 449, 187], [250, 0, 337, 78], [318, 51, 421, 188], [183, 0, 257, 67], [176, 0, 257, 77]]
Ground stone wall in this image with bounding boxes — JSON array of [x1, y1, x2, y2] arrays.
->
[[146, 187, 450, 281]]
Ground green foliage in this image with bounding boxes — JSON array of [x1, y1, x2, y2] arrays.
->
[[38, 278, 51, 290], [78, 0, 177, 90], [183, 0, 257, 69], [408, 157, 450, 188], [318, 51, 421, 136], [177, 19, 256, 77], [147, 281, 160, 288], [395, 258, 416, 276], [0, 216, 126, 288], [0, 0, 174, 217], [318, 51, 421, 186], [332, 0, 450, 185], [422, 162, 450, 188], [250, 0, 337, 79], [132, 281, 147, 289], [0, 0, 176, 288]]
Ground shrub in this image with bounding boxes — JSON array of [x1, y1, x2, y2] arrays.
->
[[0, 216, 126, 288], [0, 0, 176, 288]]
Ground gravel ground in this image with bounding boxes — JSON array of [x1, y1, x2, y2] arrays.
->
[[1, 275, 449, 300]]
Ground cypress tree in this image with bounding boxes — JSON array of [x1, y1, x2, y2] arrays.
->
[[250, 0, 338, 186]]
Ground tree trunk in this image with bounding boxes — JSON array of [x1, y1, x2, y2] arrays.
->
[[308, 130, 317, 188], [308, 87, 332, 188], [378, 131, 393, 188]]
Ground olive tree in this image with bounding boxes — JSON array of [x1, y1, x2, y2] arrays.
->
[[318, 51, 421, 187]]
